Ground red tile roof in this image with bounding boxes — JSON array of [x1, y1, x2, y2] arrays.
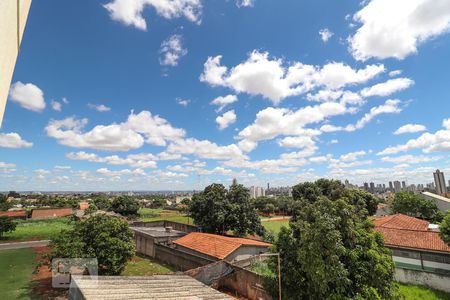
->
[[373, 214, 450, 253], [31, 208, 73, 219], [174, 232, 271, 259], [0, 210, 26, 218]]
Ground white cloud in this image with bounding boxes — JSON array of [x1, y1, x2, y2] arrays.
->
[[176, 98, 190, 107], [103, 0, 202, 31], [167, 138, 246, 160], [34, 169, 50, 175], [9, 81, 46, 112], [236, 0, 254, 8], [210, 95, 237, 112], [340, 150, 367, 162], [378, 118, 450, 155], [349, 0, 450, 60], [47, 111, 186, 151], [0, 133, 33, 148], [394, 124, 426, 135], [320, 99, 402, 132], [159, 34, 187, 66], [200, 51, 384, 104], [0, 162, 16, 173], [96, 167, 146, 177], [319, 28, 334, 42], [360, 78, 414, 97], [216, 110, 236, 130], [51, 101, 62, 112], [381, 154, 441, 164], [88, 103, 111, 112], [389, 70, 402, 77]]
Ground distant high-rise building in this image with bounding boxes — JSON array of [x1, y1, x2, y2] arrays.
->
[[389, 181, 393, 191], [232, 178, 238, 186], [401, 181, 406, 190], [363, 182, 369, 191], [267, 183, 270, 190], [394, 181, 401, 193], [433, 169, 447, 195], [249, 186, 265, 199], [369, 182, 375, 193]]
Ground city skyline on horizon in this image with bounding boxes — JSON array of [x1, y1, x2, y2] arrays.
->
[[1, 0, 450, 191]]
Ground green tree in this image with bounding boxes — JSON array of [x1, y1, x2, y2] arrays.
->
[[440, 211, 450, 246], [0, 216, 17, 238], [269, 179, 397, 299], [111, 196, 139, 217], [48, 215, 134, 275], [93, 195, 111, 211], [189, 183, 263, 236], [343, 188, 379, 216], [391, 192, 440, 221], [0, 194, 12, 211]]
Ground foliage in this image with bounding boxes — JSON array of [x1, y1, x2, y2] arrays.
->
[[343, 188, 379, 216], [48, 215, 135, 275], [7, 191, 20, 199], [440, 210, 450, 246], [0, 194, 12, 211], [0, 217, 17, 238], [189, 183, 264, 236], [84, 203, 98, 214], [391, 192, 441, 222], [398, 283, 450, 300], [111, 196, 140, 217], [93, 195, 111, 211], [269, 179, 398, 300]]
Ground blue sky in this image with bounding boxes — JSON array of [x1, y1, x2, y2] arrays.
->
[[1, 0, 450, 191]]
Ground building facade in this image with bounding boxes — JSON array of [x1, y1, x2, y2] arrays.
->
[[433, 169, 447, 195]]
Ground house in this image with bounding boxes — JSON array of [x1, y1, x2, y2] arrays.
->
[[373, 214, 450, 292], [31, 208, 73, 219], [0, 210, 26, 219], [131, 225, 187, 257], [173, 232, 271, 262], [78, 202, 89, 210], [68, 275, 233, 300]]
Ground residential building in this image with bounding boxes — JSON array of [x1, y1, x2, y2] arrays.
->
[[173, 232, 271, 262], [393, 181, 401, 193], [434, 169, 447, 195], [373, 214, 450, 292], [131, 224, 187, 257], [249, 186, 265, 199], [69, 275, 233, 300], [401, 181, 406, 190], [389, 181, 393, 191], [0, 0, 32, 126]]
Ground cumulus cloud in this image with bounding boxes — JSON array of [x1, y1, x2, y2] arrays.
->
[[9, 81, 46, 112], [381, 154, 442, 164], [159, 34, 187, 66], [378, 118, 450, 155], [46, 111, 185, 151], [200, 51, 384, 104], [0, 162, 16, 173], [176, 98, 190, 107], [0, 133, 33, 148], [320, 99, 402, 132], [339, 150, 367, 162], [103, 0, 202, 31], [216, 110, 236, 130], [167, 138, 246, 160], [236, 0, 254, 8], [394, 124, 426, 135], [88, 103, 111, 112], [319, 28, 334, 42], [51, 101, 62, 112], [210, 95, 237, 112], [360, 78, 414, 97], [349, 0, 450, 60]]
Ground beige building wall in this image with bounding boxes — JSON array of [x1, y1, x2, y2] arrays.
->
[[0, 0, 32, 127]]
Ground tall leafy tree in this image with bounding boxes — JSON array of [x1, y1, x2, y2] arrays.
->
[[48, 215, 134, 275], [391, 192, 441, 221], [269, 180, 397, 299], [189, 183, 263, 236], [0, 217, 17, 238], [440, 211, 450, 246], [111, 196, 139, 217]]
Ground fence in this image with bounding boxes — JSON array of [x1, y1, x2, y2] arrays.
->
[[132, 220, 199, 233]]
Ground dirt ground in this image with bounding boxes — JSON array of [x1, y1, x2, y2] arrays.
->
[[31, 246, 68, 300]]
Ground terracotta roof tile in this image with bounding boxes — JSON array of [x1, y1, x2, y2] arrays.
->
[[373, 214, 450, 253], [174, 232, 271, 259]]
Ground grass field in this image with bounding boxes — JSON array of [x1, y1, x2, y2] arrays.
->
[[261, 219, 290, 234], [399, 283, 450, 300], [122, 255, 174, 276], [1, 218, 73, 242], [0, 248, 36, 299]]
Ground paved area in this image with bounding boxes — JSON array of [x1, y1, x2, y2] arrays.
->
[[0, 240, 50, 250]]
